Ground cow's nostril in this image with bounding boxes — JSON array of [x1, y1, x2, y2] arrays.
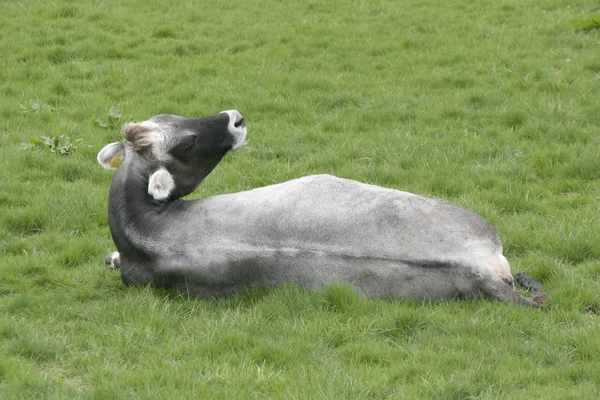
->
[[234, 118, 245, 128]]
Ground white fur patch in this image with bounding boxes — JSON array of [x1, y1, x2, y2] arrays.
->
[[148, 168, 175, 200], [221, 109, 247, 151]]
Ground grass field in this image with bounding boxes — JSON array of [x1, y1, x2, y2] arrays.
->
[[1, 0, 599, 398]]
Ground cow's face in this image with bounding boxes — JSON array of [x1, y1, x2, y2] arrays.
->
[[97, 110, 247, 201]]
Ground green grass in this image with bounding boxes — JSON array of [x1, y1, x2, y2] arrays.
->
[[1, 0, 599, 398]]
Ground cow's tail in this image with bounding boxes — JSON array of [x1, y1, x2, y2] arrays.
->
[[514, 273, 548, 308]]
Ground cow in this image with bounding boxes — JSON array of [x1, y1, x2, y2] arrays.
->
[[97, 110, 545, 306]]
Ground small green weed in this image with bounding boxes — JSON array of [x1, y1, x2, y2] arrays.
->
[[93, 103, 130, 129], [18, 100, 51, 114], [21, 135, 83, 156], [571, 14, 600, 30]]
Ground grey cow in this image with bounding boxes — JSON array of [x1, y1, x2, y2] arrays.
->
[[97, 110, 544, 306]]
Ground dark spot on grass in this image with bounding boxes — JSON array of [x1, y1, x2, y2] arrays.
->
[[552, 234, 599, 264], [437, 379, 481, 400], [10, 336, 62, 363], [338, 62, 355, 73], [467, 93, 486, 108], [104, 47, 129, 59], [381, 310, 430, 341], [230, 43, 250, 54], [152, 27, 176, 39], [73, 287, 102, 302], [0, 324, 18, 340], [33, 276, 56, 288], [344, 346, 392, 365], [219, 287, 273, 310], [5, 295, 36, 315], [322, 283, 362, 312], [584, 61, 600, 73], [22, 265, 47, 277], [86, 11, 105, 22], [58, 241, 104, 268], [443, 76, 474, 89], [52, 81, 71, 97], [173, 45, 188, 56], [3, 210, 50, 235], [441, 107, 465, 120], [368, 44, 395, 57], [584, 304, 600, 316], [250, 345, 291, 369], [562, 152, 600, 180], [52, 160, 87, 182], [396, 110, 416, 123], [324, 329, 348, 348], [47, 47, 73, 64], [402, 39, 421, 50], [0, 192, 28, 208], [53, 6, 77, 19], [502, 109, 526, 129], [323, 94, 359, 111]]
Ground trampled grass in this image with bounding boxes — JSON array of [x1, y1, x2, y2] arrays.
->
[[1, 0, 599, 398]]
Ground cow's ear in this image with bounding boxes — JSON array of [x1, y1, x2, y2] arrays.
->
[[97, 142, 126, 170], [148, 168, 175, 201]]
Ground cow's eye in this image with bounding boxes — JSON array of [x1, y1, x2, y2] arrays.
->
[[170, 135, 196, 158], [184, 140, 195, 154]]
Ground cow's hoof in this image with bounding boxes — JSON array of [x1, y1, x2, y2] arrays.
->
[[533, 292, 549, 309], [104, 251, 120, 269]]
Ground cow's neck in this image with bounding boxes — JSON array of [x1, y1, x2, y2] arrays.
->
[[108, 163, 180, 259]]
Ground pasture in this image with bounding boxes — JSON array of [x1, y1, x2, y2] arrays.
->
[[1, 0, 599, 398]]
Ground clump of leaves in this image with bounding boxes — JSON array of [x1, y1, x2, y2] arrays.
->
[[93, 103, 130, 129], [571, 14, 600, 31], [19, 100, 52, 114], [21, 134, 83, 156]]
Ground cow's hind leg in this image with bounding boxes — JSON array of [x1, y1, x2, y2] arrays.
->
[[479, 277, 539, 307], [104, 251, 120, 269], [481, 255, 544, 307]]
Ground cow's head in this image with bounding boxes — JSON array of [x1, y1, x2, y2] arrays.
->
[[97, 110, 247, 201]]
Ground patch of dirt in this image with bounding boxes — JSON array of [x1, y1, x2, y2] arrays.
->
[[584, 303, 600, 316], [532, 292, 549, 309]]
